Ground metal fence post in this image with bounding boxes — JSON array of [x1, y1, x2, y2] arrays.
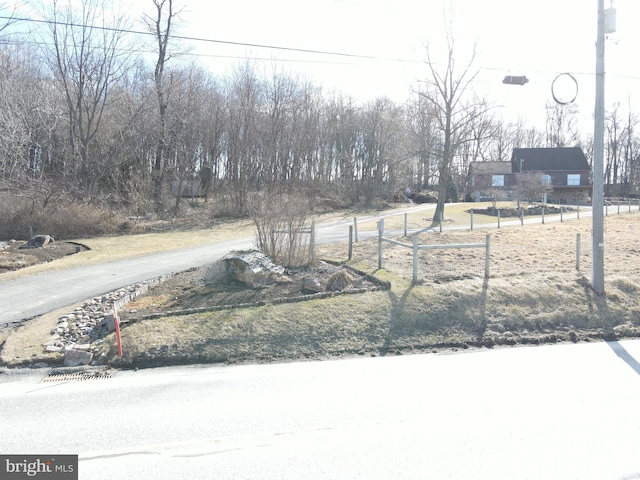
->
[[404, 212, 408, 237], [470, 209, 474, 230], [348, 225, 353, 260]]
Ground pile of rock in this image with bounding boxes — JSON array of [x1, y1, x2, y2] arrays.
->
[[42, 281, 162, 367]]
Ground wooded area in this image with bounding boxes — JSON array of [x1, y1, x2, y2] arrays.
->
[[1, 0, 639, 231]]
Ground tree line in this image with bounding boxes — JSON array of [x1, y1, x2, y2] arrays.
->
[[1, 0, 639, 223]]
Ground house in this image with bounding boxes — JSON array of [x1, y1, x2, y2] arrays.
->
[[468, 147, 591, 205], [467, 161, 516, 202]]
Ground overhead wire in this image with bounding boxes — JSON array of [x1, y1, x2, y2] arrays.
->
[[1, 14, 639, 84]]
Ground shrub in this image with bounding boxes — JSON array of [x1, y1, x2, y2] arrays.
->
[[247, 193, 314, 267], [0, 194, 120, 240]]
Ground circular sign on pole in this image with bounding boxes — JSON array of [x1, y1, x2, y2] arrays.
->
[[551, 73, 579, 105]]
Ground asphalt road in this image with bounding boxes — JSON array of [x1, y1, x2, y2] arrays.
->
[[1, 339, 640, 479], [0, 237, 253, 327]]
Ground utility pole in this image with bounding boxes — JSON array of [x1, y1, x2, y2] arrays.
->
[[592, 0, 606, 295]]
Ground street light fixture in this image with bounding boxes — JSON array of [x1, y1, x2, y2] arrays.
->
[[502, 75, 529, 86]]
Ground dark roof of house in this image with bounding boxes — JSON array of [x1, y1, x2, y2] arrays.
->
[[468, 161, 512, 176], [511, 147, 589, 173]]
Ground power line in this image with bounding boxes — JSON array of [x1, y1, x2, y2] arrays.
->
[[3, 15, 640, 84], [0, 14, 420, 65]]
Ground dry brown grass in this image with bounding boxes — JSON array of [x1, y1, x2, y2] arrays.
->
[[96, 210, 640, 369], [4, 205, 640, 369]]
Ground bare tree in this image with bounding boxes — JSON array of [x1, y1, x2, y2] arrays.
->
[[621, 104, 640, 193], [545, 101, 580, 147], [224, 61, 263, 216], [44, 0, 132, 199], [0, 1, 20, 40], [517, 171, 553, 205], [605, 103, 622, 193], [404, 94, 439, 191], [143, 0, 182, 212], [416, 36, 490, 223]]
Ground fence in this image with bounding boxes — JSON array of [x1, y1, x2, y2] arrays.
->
[[343, 213, 593, 283], [349, 200, 640, 236], [374, 218, 490, 284]]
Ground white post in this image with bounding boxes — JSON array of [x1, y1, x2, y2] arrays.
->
[[484, 235, 491, 278], [354, 217, 358, 242], [412, 236, 419, 284], [576, 233, 581, 271]]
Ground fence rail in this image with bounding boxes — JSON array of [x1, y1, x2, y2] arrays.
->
[[377, 230, 491, 284]]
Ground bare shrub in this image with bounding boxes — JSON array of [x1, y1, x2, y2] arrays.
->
[[327, 269, 357, 291], [0, 194, 120, 240], [248, 193, 314, 267]]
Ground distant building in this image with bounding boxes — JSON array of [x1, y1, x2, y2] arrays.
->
[[468, 147, 591, 205]]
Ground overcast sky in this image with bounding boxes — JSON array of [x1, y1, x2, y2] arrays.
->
[[13, 0, 640, 131], [168, 0, 639, 130]]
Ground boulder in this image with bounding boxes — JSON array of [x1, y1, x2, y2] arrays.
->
[[63, 349, 93, 367], [302, 276, 324, 293], [223, 250, 285, 288], [19, 235, 54, 249], [408, 192, 437, 204]]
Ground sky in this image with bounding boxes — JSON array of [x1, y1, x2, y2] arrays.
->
[[171, 0, 640, 131], [11, 0, 640, 131]]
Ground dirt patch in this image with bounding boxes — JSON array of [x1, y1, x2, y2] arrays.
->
[[0, 241, 89, 273]]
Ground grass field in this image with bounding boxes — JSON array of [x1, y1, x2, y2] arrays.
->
[[3, 202, 640, 369]]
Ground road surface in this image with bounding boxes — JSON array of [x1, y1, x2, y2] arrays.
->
[[1, 340, 640, 479]]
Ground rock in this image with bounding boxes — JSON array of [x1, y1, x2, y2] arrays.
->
[[613, 323, 640, 337], [104, 313, 117, 333], [223, 250, 285, 287], [63, 349, 93, 367], [19, 235, 54, 249], [408, 192, 437, 204], [302, 276, 324, 293]]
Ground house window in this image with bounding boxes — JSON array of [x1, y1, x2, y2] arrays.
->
[[492, 175, 504, 187], [567, 174, 580, 186], [541, 175, 552, 186]]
